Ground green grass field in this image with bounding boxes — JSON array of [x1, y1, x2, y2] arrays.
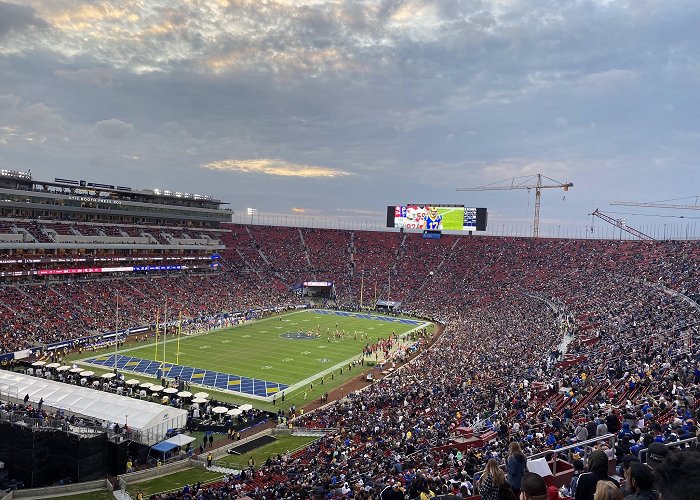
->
[[45, 490, 116, 500], [74, 310, 430, 409], [127, 468, 223, 497], [217, 434, 318, 469], [124, 310, 420, 385], [437, 207, 464, 230]]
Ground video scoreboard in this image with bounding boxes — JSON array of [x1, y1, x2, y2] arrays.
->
[[386, 205, 487, 231]]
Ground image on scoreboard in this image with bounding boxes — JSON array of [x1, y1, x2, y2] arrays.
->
[[393, 205, 465, 230], [463, 207, 477, 231]]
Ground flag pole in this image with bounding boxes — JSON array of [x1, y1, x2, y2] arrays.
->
[[154, 309, 160, 362], [176, 310, 182, 365], [163, 299, 167, 367], [360, 272, 364, 309], [114, 291, 119, 373]]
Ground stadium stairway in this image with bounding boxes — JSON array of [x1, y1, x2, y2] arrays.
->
[[555, 353, 587, 369], [113, 489, 134, 500], [570, 379, 609, 413], [209, 464, 240, 475], [432, 427, 499, 453]]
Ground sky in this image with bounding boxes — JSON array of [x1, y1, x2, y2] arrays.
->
[[0, 0, 699, 237]]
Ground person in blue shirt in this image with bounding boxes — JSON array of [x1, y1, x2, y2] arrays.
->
[[424, 207, 443, 230]]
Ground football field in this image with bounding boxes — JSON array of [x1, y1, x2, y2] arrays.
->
[[81, 309, 429, 401], [437, 207, 464, 230]]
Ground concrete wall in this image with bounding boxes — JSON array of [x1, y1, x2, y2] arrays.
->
[[6, 478, 112, 499], [52, 234, 150, 244], [0, 234, 22, 243], [168, 237, 218, 246], [118, 458, 198, 486]]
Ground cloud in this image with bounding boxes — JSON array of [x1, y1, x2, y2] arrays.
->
[[1, 0, 700, 233], [337, 208, 385, 216], [94, 118, 134, 139], [55, 68, 113, 88], [201, 159, 352, 178], [0, 1, 47, 38], [0, 94, 65, 143]]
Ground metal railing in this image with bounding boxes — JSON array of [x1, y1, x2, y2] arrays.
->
[[0, 406, 147, 443], [0, 408, 102, 435], [231, 215, 700, 241], [638, 436, 698, 462], [529, 433, 617, 475]]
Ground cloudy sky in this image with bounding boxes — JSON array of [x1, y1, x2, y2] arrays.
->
[[0, 0, 699, 236]]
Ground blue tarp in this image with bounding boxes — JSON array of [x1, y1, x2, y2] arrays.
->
[[151, 441, 179, 453]]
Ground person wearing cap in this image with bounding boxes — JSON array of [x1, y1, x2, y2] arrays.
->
[[644, 442, 668, 469], [520, 471, 547, 500], [622, 462, 658, 500], [575, 451, 619, 500], [568, 459, 584, 498]]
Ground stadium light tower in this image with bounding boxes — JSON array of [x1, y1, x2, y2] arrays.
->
[[247, 207, 258, 224]]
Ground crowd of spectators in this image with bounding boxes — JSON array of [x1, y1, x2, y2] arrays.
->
[[186, 229, 700, 499], [0, 219, 223, 246], [0, 399, 109, 435], [0, 271, 296, 353], [3, 226, 700, 499]]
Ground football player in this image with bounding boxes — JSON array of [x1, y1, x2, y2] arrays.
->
[[424, 206, 443, 230]]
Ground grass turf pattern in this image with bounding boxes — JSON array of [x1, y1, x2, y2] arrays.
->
[[80, 310, 426, 400], [218, 434, 318, 469]]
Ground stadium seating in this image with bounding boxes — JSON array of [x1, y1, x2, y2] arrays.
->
[[3, 225, 700, 499]]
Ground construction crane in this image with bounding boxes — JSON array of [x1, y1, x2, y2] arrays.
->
[[590, 209, 655, 241], [457, 174, 573, 238], [610, 196, 700, 210]]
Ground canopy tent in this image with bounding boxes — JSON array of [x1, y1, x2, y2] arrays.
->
[[151, 441, 179, 453], [0, 371, 187, 445], [163, 434, 196, 447], [149, 434, 196, 463]]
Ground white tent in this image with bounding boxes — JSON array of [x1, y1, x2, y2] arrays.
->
[[0, 371, 187, 445], [162, 434, 197, 447]]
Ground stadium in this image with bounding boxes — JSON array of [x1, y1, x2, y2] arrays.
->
[[0, 168, 698, 500]]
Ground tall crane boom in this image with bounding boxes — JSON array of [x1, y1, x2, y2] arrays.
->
[[591, 209, 655, 241], [610, 196, 700, 210], [457, 174, 573, 237]]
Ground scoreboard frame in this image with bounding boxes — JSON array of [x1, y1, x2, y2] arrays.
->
[[386, 205, 487, 231]]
